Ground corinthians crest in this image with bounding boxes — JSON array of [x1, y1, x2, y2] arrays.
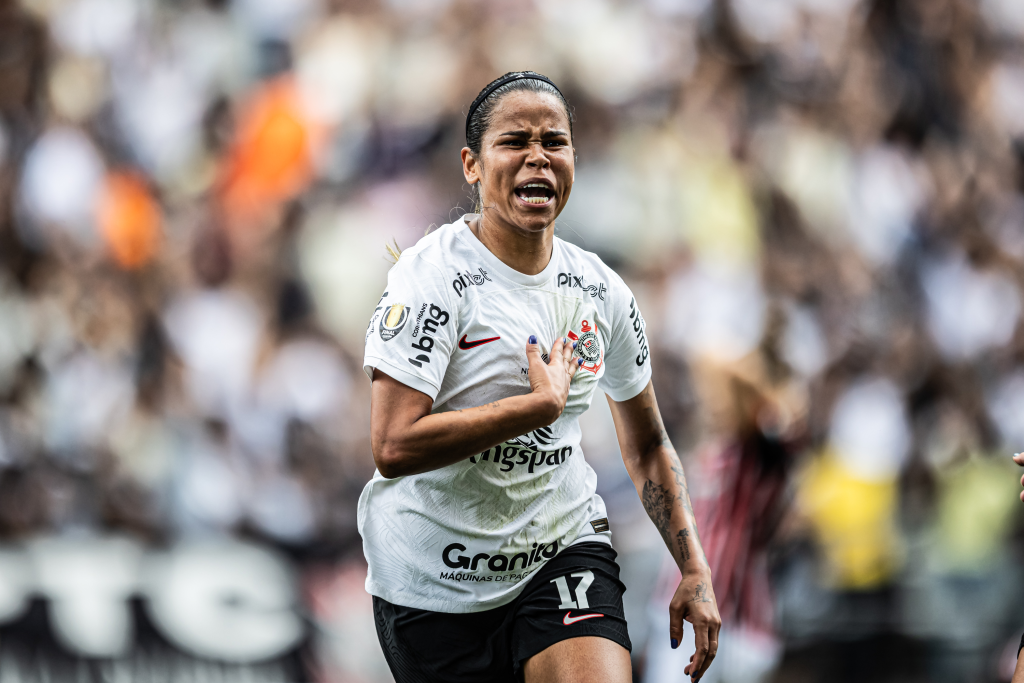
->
[[568, 319, 603, 374]]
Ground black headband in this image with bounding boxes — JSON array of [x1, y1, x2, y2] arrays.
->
[[465, 72, 564, 142]]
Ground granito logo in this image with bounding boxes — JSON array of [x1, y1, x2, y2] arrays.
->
[[408, 304, 450, 368], [378, 303, 409, 342], [469, 443, 573, 473], [629, 297, 649, 367], [557, 272, 606, 300], [452, 268, 492, 298], [442, 540, 559, 573]]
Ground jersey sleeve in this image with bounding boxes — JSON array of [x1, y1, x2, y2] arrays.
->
[[598, 274, 652, 402], [363, 256, 457, 400]]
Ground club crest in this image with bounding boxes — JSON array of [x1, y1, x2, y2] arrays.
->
[[568, 320, 603, 374]]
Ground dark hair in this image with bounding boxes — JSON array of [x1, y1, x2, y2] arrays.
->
[[465, 71, 574, 212]]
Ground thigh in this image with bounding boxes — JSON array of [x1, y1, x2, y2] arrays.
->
[[512, 542, 632, 681], [373, 596, 518, 683], [523, 636, 631, 683]]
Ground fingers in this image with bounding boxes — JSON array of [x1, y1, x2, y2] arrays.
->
[[1014, 452, 1024, 467], [526, 335, 545, 365], [558, 334, 584, 378], [689, 619, 710, 682], [549, 336, 569, 366], [668, 601, 684, 654], [696, 621, 720, 680]]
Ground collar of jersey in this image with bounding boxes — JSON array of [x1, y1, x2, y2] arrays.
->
[[457, 214, 561, 288]]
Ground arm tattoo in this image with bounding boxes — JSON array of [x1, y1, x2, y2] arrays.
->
[[641, 480, 675, 546], [668, 454, 695, 516], [688, 581, 711, 603], [676, 529, 691, 562]]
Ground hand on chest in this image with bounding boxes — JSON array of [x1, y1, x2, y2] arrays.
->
[[444, 289, 604, 411]]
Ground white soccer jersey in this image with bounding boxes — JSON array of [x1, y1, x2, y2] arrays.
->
[[358, 215, 652, 613]]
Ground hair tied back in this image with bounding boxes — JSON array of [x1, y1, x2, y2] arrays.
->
[[465, 72, 564, 143]]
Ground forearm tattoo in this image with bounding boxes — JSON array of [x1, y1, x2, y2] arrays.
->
[[668, 454, 695, 516], [676, 529, 691, 562], [641, 479, 675, 546]]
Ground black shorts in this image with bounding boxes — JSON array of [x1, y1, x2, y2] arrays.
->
[[373, 542, 631, 683]]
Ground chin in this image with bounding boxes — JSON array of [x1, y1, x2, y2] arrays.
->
[[512, 210, 557, 233]]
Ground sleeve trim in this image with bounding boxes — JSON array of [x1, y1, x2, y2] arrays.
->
[[363, 356, 440, 400], [602, 367, 652, 403]]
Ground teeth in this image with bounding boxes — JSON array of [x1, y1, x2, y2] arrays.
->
[[522, 196, 549, 204], [523, 183, 551, 189]]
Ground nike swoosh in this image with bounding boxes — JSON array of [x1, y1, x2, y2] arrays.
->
[[563, 612, 604, 626], [458, 334, 500, 350]]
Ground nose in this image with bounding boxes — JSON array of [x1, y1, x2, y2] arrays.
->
[[525, 142, 549, 169]]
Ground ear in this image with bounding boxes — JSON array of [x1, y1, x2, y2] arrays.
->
[[461, 148, 481, 185]]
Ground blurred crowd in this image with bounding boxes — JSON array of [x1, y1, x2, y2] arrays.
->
[[2, 0, 1024, 680]]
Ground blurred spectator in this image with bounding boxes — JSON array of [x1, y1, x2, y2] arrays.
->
[[0, 0, 1023, 681]]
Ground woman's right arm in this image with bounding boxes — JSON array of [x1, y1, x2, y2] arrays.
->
[[370, 336, 581, 478]]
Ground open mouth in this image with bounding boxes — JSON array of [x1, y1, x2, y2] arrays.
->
[[514, 182, 555, 206]]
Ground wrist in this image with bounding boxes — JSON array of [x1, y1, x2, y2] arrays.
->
[[681, 556, 710, 577], [528, 390, 562, 425]]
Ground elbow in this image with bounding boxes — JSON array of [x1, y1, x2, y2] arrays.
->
[[372, 441, 411, 479]]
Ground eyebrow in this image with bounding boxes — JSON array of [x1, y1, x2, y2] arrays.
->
[[496, 130, 570, 138]]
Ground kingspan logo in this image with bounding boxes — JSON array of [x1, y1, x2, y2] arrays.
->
[[442, 540, 559, 573]]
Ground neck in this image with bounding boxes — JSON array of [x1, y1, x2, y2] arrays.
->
[[470, 212, 553, 276]]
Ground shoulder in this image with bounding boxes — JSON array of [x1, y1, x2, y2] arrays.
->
[[389, 221, 465, 282]]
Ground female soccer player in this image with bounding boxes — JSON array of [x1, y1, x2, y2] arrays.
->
[[1012, 452, 1024, 683], [360, 71, 721, 683]]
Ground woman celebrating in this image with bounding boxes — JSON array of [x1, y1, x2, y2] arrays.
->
[[360, 71, 720, 683]]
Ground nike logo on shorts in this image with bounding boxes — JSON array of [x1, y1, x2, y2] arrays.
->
[[458, 334, 500, 350], [563, 612, 604, 626]]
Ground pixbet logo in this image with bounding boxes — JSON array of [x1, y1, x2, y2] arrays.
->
[[452, 268, 492, 298], [557, 272, 606, 300]]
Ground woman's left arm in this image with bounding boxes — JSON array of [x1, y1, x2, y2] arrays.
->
[[607, 380, 721, 683]]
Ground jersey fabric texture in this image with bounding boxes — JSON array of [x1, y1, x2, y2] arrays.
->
[[359, 214, 652, 614], [373, 542, 630, 683]]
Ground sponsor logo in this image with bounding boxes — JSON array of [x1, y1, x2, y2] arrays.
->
[[365, 291, 389, 341], [629, 298, 649, 367], [452, 268, 492, 298], [469, 443, 573, 473], [442, 540, 559, 573], [590, 518, 610, 533], [567, 320, 602, 375], [378, 303, 409, 341], [458, 334, 500, 350], [563, 612, 604, 625], [557, 272, 606, 300], [407, 304, 450, 368], [511, 425, 555, 449]]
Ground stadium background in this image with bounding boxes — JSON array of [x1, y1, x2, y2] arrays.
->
[[1, 0, 1024, 680]]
